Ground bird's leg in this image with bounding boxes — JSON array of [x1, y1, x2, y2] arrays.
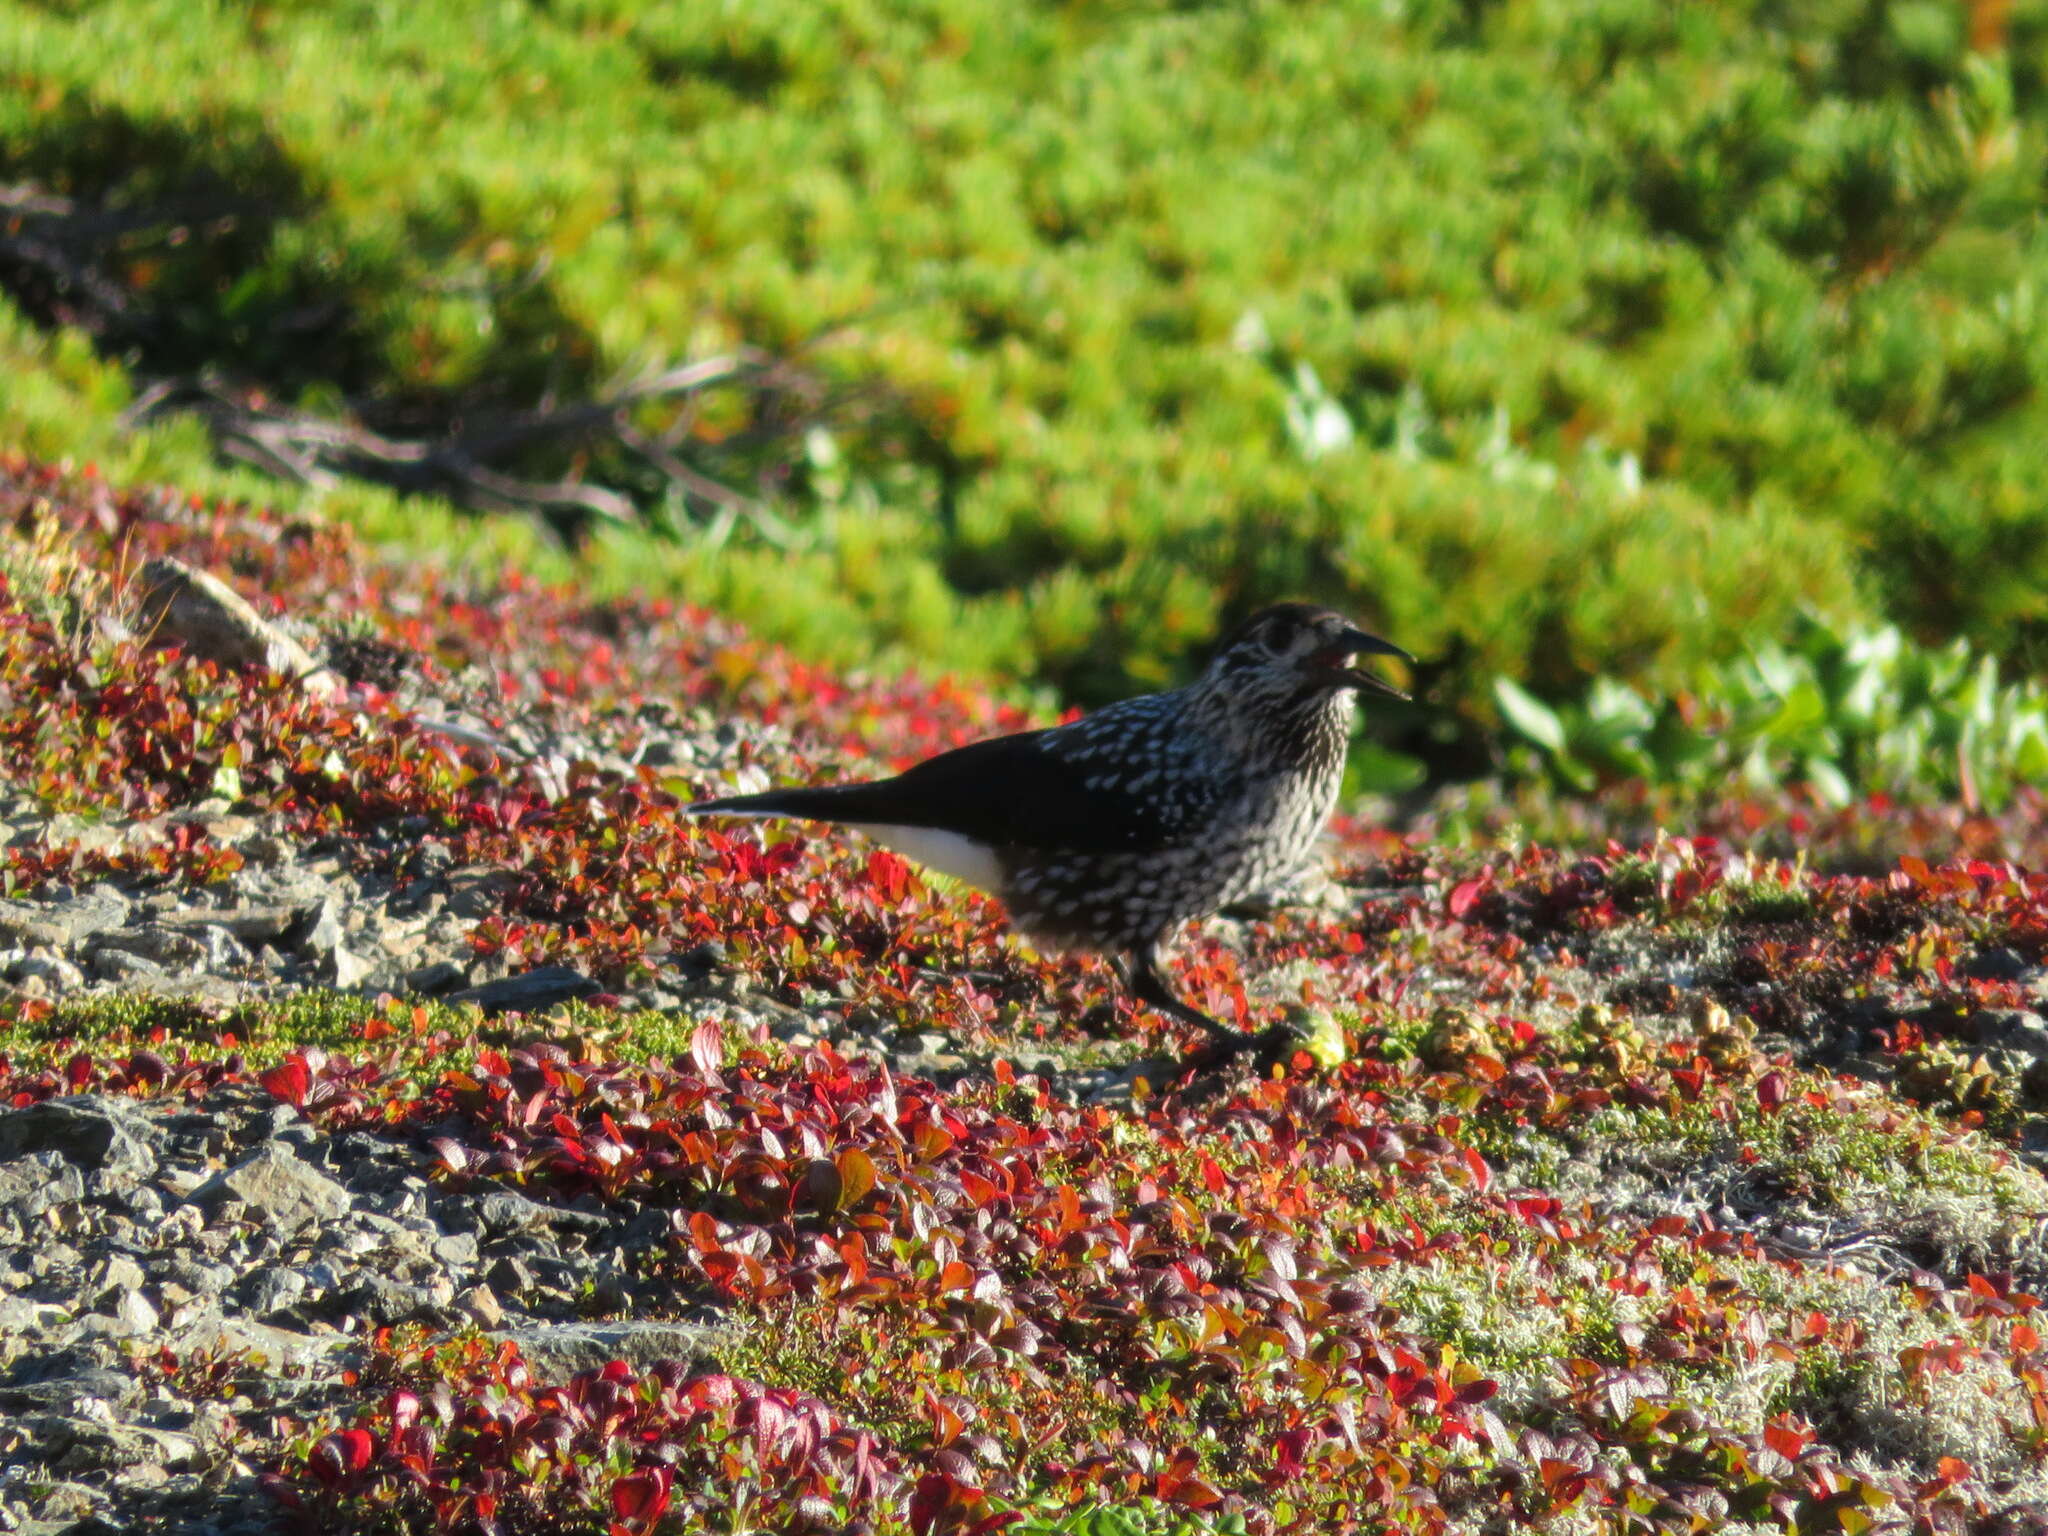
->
[[1121, 949, 1249, 1049], [1121, 949, 1299, 1075]]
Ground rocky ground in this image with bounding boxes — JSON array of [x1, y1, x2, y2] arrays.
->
[[5, 462, 2048, 1536], [0, 1082, 742, 1535]]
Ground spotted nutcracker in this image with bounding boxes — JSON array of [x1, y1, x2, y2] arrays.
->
[[690, 603, 1411, 1062]]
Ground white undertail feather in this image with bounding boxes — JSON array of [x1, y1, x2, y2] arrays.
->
[[843, 824, 1005, 897]]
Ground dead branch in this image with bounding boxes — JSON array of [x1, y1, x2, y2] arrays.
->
[[5, 176, 886, 538]]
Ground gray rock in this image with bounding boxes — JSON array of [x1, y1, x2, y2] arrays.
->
[[87, 924, 209, 970], [0, 887, 131, 949], [9, 952, 85, 991], [88, 948, 167, 984], [0, 1358, 141, 1415], [405, 959, 468, 994], [130, 556, 340, 695], [0, 1151, 86, 1218], [190, 1142, 351, 1233], [241, 1266, 306, 1317], [446, 965, 602, 1016], [489, 1319, 730, 1380], [153, 902, 312, 942], [294, 898, 345, 959], [329, 944, 375, 989], [474, 1188, 611, 1238], [0, 1096, 163, 1188], [330, 1274, 449, 1328]]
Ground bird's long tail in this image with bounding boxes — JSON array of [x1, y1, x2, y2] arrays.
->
[[689, 783, 897, 822]]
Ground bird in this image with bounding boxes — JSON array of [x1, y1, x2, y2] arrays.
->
[[689, 602, 1411, 1066]]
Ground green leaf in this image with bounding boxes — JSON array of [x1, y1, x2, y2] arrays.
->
[[1803, 756, 1853, 807], [1346, 743, 1426, 794], [1493, 676, 1567, 755]]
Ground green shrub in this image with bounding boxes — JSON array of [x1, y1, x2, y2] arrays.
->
[[3, 0, 2045, 725]]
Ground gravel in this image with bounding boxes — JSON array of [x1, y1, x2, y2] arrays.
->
[[0, 1083, 713, 1534]]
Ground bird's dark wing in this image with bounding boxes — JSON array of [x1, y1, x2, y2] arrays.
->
[[694, 707, 1223, 854]]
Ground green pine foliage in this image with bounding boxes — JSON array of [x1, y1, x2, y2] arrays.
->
[[3, 0, 2046, 720]]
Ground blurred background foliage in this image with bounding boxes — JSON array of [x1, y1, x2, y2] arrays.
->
[[2, 0, 2045, 804]]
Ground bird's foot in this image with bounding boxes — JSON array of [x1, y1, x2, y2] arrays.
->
[[1175, 1021, 1302, 1079]]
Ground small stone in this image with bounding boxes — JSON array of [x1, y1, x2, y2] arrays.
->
[[0, 1151, 86, 1218], [295, 898, 345, 958], [191, 1141, 351, 1234], [431, 1231, 479, 1270], [453, 1284, 504, 1328], [329, 944, 376, 989], [405, 959, 467, 994], [243, 1269, 306, 1316], [107, 1288, 159, 1335]]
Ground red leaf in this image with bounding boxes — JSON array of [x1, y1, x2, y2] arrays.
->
[[1462, 1146, 1490, 1193], [1448, 879, 1487, 918], [835, 1148, 878, 1209], [386, 1389, 420, 1434], [611, 1467, 672, 1524], [1764, 1421, 1808, 1460], [1756, 1071, 1789, 1115], [908, 1472, 959, 1536], [336, 1428, 374, 1471], [1199, 1156, 1226, 1195], [259, 1057, 310, 1108], [689, 1020, 724, 1077], [309, 1427, 375, 1486]]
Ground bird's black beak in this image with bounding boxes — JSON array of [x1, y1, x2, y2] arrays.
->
[[1309, 627, 1413, 699]]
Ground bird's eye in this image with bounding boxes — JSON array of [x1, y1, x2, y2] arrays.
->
[[1263, 618, 1298, 652]]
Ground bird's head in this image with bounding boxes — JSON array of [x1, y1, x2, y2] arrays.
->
[[1204, 602, 1412, 702]]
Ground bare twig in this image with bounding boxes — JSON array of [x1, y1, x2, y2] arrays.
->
[[3, 177, 886, 537]]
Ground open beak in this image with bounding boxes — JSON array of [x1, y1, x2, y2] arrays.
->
[[1310, 627, 1413, 699]]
